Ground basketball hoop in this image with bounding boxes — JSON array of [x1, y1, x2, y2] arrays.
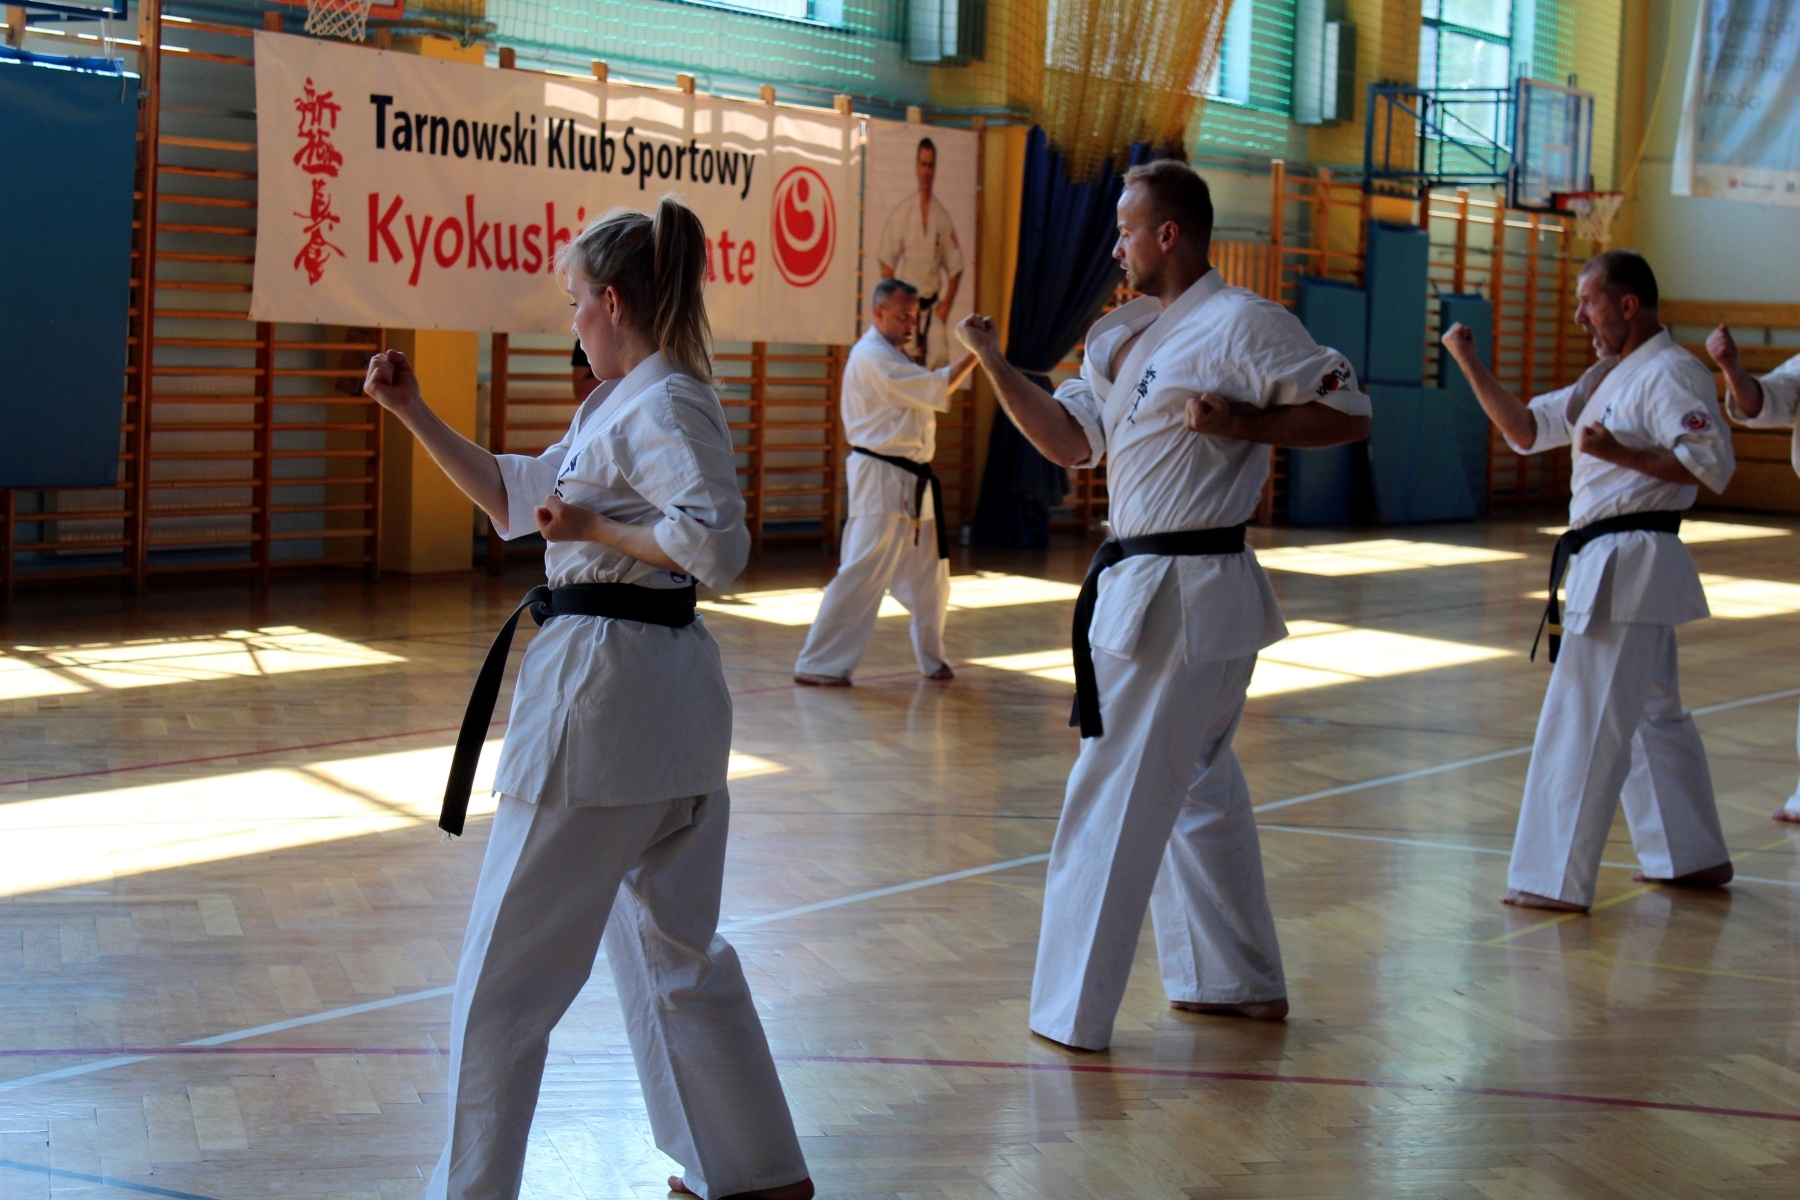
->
[[1554, 191, 1626, 246], [304, 0, 374, 42]]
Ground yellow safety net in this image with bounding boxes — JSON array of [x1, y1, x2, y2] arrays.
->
[[1039, 0, 1231, 180]]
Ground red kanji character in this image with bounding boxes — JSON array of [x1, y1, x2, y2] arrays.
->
[[294, 177, 345, 284], [293, 77, 343, 177]]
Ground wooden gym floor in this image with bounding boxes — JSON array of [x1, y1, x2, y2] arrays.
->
[[3, 513, 1800, 1199]]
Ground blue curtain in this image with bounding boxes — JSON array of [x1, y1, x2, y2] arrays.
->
[[971, 129, 1156, 547]]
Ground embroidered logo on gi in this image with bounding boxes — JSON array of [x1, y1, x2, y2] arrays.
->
[[1125, 366, 1156, 424], [554, 450, 580, 499], [1316, 362, 1351, 396], [1681, 409, 1712, 432]]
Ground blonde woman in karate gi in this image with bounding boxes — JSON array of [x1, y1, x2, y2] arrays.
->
[[363, 197, 813, 1200], [1707, 325, 1800, 823]]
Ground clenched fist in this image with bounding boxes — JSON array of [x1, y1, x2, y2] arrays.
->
[[1705, 324, 1739, 371], [1441, 321, 1477, 361], [535, 494, 604, 543], [1184, 391, 1236, 435], [363, 349, 422, 415], [956, 313, 999, 356], [1575, 421, 1623, 462]]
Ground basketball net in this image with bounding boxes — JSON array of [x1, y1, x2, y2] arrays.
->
[[304, 0, 374, 42], [1564, 193, 1625, 246]]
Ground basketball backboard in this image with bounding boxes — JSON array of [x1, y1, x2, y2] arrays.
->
[[1511, 77, 1594, 210]]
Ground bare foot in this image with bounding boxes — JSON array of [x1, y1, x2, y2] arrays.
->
[[926, 665, 954, 681], [1774, 807, 1800, 824], [1633, 860, 1734, 888], [1502, 889, 1588, 912], [1171, 998, 1289, 1021], [668, 1175, 814, 1200], [792, 673, 850, 688], [1029, 1029, 1102, 1053]]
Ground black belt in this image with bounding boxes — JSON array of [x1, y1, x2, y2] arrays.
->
[[1534, 510, 1682, 663], [915, 292, 940, 364], [851, 446, 948, 559], [1070, 526, 1247, 739], [439, 581, 698, 836]]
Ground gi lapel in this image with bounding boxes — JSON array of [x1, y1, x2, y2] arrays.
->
[[1102, 272, 1224, 416]]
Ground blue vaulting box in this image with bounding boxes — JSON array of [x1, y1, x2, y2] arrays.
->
[[1288, 277, 1368, 526], [1366, 384, 1478, 523], [1437, 294, 1495, 516], [1364, 221, 1430, 386], [0, 53, 138, 488]]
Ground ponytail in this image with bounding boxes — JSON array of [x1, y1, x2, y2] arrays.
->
[[650, 196, 712, 380], [555, 194, 713, 380]]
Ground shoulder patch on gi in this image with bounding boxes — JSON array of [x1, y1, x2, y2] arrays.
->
[[1317, 362, 1351, 396], [1681, 409, 1713, 432]]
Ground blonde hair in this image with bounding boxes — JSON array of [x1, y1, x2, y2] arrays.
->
[[556, 195, 711, 380]]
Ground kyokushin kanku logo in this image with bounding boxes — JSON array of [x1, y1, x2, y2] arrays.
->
[[770, 166, 835, 287]]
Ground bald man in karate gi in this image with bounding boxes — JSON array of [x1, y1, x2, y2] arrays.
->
[[793, 278, 976, 686], [1443, 250, 1737, 913], [1707, 325, 1800, 823], [958, 159, 1370, 1051]]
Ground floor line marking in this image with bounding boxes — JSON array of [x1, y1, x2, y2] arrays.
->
[[719, 853, 1051, 929], [1482, 884, 1657, 945], [0, 857, 1054, 1094], [0, 1046, 446, 1058], [1258, 825, 1800, 887], [6, 682, 1795, 1094], [0, 1157, 221, 1200], [769, 1054, 1800, 1125], [1249, 684, 1800, 816]]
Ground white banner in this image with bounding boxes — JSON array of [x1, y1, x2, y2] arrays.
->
[[861, 119, 978, 369], [251, 31, 858, 341], [1672, 0, 1800, 206]]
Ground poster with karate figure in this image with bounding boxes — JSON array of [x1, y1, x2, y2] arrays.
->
[[862, 120, 977, 369]]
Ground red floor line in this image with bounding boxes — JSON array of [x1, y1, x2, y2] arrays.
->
[[0, 1047, 444, 1057], [773, 1054, 1800, 1125]]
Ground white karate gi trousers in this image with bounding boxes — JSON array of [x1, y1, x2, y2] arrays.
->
[[1508, 618, 1730, 907], [794, 512, 950, 680], [427, 792, 807, 1200], [1780, 705, 1800, 817], [1029, 572, 1285, 1052]]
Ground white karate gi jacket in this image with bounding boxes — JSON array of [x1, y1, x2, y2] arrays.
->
[[488, 352, 750, 808], [1724, 350, 1800, 474], [1507, 330, 1735, 634], [842, 325, 953, 520], [877, 194, 964, 298], [1053, 269, 1369, 664]]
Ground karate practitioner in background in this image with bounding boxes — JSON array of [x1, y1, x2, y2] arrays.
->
[[364, 197, 813, 1200], [1443, 249, 1736, 913], [793, 278, 976, 687], [1706, 325, 1800, 823], [878, 137, 965, 368], [957, 159, 1370, 1052]]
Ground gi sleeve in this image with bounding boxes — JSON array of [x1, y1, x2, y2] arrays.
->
[[1509, 386, 1576, 455], [940, 218, 965, 280], [877, 206, 904, 271], [868, 353, 953, 413], [1054, 376, 1107, 469], [493, 445, 567, 542], [493, 382, 617, 540], [1727, 352, 1800, 427], [1651, 359, 1736, 494], [605, 383, 751, 592], [1241, 303, 1371, 416]]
